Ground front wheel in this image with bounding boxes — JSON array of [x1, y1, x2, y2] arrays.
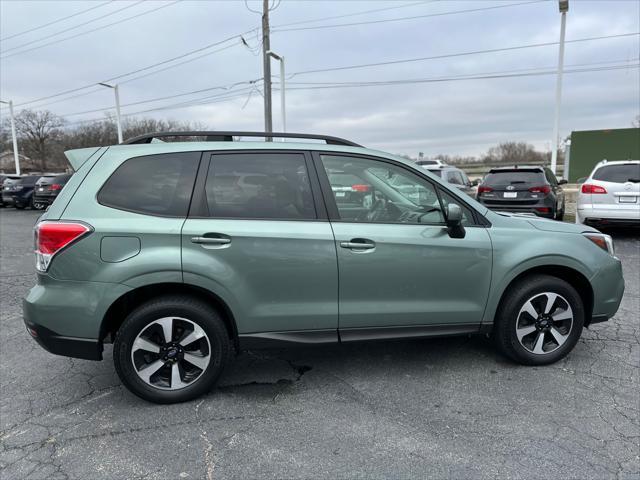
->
[[493, 275, 584, 365], [113, 296, 231, 403]]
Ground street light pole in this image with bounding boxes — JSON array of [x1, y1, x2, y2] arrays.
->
[[0, 99, 21, 175], [267, 51, 286, 133], [551, 0, 568, 175], [98, 82, 123, 143], [261, 0, 273, 136]]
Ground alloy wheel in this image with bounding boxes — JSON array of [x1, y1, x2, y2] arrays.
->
[[131, 317, 211, 390], [515, 292, 573, 355]]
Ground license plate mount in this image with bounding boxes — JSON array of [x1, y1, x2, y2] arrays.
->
[[503, 192, 518, 198], [619, 196, 637, 203]]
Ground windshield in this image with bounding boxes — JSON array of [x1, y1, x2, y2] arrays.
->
[[593, 163, 640, 183]]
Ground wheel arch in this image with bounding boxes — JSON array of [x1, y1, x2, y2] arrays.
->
[[493, 265, 594, 326], [100, 282, 239, 349]]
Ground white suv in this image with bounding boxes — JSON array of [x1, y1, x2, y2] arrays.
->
[[576, 160, 640, 227]]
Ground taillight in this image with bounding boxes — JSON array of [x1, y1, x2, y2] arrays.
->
[[351, 184, 370, 192], [529, 185, 551, 194], [581, 184, 607, 194], [477, 186, 493, 194], [535, 207, 550, 213], [50, 183, 62, 191], [34, 221, 92, 272]]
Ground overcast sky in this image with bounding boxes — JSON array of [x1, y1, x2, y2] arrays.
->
[[1, 0, 638, 157]]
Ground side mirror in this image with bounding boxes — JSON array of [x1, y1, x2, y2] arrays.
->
[[558, 179, 568, 185], [446, 203, 466, 239], [471, 179, 479, 187]]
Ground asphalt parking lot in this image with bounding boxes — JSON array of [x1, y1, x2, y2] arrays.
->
[[1, 208, 638, 480]]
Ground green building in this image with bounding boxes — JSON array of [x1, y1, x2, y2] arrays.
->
[[568, 128, 640, 182]]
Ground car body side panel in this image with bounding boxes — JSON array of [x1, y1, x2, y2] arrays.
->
[[181, 219, 339, 334]]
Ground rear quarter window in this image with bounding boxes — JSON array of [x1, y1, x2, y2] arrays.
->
[[98, 152, 200, 217], [592, 164, 640, 183]]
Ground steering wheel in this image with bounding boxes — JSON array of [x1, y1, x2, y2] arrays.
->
[[366, 197, 388, 222]]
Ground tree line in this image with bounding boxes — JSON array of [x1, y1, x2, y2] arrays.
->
[[2, 108, 563, 173]]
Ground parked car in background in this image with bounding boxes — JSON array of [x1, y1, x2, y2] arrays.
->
[[424, 165, 477, 196], [327, 171, 371, 207], [416, 159, 447, 168], [476, 166, 566, 220], [5, 175, 52, 209], [0, 175, 21, 207], [33, 173, 72, 209], [23, 131, 624, 404], [576, 160, 640, 228]]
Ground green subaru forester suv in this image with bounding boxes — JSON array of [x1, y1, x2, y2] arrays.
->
[[23, 132, 625, 403]]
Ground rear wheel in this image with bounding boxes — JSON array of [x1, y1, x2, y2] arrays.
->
[[113, 296, 231, 403], [493, 275, 584, 365]]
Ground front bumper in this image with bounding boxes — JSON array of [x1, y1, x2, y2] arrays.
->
[[589, 256, 625, 322], [2, 194, 14, 206]]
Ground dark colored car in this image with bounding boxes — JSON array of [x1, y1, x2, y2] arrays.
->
[[4, 175, 50, 209], [33, 174, 72, 208], [0, 175, 21, 207], [476, 166, 567, 220], [424, 165, 477, 197]]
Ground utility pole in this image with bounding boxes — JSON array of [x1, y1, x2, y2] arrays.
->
[[268, 50, 286, 133], [262, 0, 273, 137], [550, 0, 568, 174], [98, 82, 123, 143], [0, 100, 21, 175]]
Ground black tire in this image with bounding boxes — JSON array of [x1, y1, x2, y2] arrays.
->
[[14, 202, 25, 209], [113, 295, 231, 403], [493, 274, 584, 365]]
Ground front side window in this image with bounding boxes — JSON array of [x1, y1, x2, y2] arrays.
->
[[438, 188, 475, 226], [204, 153, 316, 220], [98, 153, 199, 216], [320, 154, 444, 224]]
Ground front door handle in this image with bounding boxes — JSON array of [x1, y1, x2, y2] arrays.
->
[[191, 236, 231, 245], [340, 238, 376, 250]]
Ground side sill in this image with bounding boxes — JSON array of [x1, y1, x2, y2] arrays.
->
[[339, 323, 481, 342], [238, 329, 339, 349], [239, 324, 482, 349]]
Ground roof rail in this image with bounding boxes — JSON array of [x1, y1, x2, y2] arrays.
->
[[121, 131, 362, 147]]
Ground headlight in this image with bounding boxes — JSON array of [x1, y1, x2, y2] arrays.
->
[[583, 233, 615, 256]]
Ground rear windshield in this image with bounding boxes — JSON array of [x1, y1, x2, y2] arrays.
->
[[592, 164, 640, 183], [483, 170, 545, 185], [17, 176, 39, 185]]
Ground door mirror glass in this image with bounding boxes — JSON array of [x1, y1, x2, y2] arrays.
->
[[445, 203, 466, 238], [471, 179, 479, 186], [558, 179, 568, 185]]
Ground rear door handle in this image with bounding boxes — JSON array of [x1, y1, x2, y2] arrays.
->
[[340, 239, 376, 250], [191, 236, 231, 245]]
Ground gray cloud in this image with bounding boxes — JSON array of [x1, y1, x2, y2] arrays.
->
[[1, 0, 638, 157]]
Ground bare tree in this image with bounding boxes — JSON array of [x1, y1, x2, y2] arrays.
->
[[14, 110, 65, 172]]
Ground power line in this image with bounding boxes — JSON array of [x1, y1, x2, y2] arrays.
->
[[0, 1, 115, 42], [287, 32, 640, 77], [272, 1, 431, 29], [60, 78, 263, 117], [1, 1, 145, 53], [283, 63, 639, 91], [273, 0, 544, 33], [60, 60, 636, 126], [1, 1, 181, 59], [8, 29, 256, 109]]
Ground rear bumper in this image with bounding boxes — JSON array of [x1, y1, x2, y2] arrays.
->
[[33, 193, 56, 204], [577, 205, 640, 226], [23, 320, 102, 360], [483, 206, 554, 218]]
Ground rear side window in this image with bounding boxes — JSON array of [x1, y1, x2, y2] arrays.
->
[[204, 153, 316, 220], [593, 164, 640, 183], [98, 153, 200, 217]]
